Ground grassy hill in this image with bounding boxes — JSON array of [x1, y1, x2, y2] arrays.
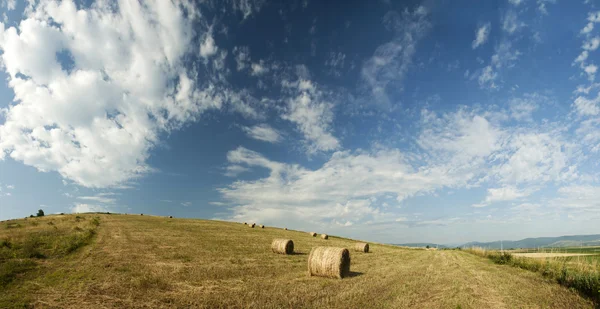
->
[[463, 234, 600, 249], [0, 214, 595, 308]]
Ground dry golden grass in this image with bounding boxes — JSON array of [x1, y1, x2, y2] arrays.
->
[[0, 214, 595, 308]]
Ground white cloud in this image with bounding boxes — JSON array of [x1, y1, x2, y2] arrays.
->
[[478, 65, 498, 89], [242, 124, 281, 143], [6, 185, 14, 189], [473, 186, 531, 207], [583, 37, 600, 51], [418, 109, 501, 161], [181, 201, 192, 207], [585, 64, 598, 80], [574, 51, 589, 65], [233, 46, 250, 71], [537, 0, 555, 15], [502, 10, 524, 34], [361, 6, 431, 107], [0, 0, 254, 188], [492, 132, 577, 184], [576, 118, 600, 152], [509, 93, 542, 121], [200, 33, 218, 59], [582, 23, 594, 35], [77, 193, 116, 204], [250, 61, 268, 76], [281, 79, 340, 153], [472, 23, 491, 49], [508, 0, 523, 5], [550, 185, 600, 210], [71, 203, 108, 213], [574, 93, 600, 116], [219, 146, 474, 227], [325, 52, 346, 76], [3, 0, 15, 10], [231, 0, 266, 20]]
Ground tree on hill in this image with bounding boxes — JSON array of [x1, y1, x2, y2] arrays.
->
[[36, 209, 45, 217]]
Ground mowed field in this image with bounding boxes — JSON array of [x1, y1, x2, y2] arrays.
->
[[0, 214, 595, 308]]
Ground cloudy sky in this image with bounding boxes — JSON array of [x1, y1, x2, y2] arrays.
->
[[1, 0, 599, 245]]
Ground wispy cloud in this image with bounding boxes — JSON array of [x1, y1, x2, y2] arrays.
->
[[242, 124, 282, 143], [472, 23, 491, 49]]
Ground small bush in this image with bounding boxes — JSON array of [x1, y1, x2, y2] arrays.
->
[[91, 217, 100, 227], [36, 209, 44, 217], [21, 235, 46, 259], [0, 239, 11, 249], [0, 259, 37, 288]]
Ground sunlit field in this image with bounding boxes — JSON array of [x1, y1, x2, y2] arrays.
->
[[0, 214, 594, 308]]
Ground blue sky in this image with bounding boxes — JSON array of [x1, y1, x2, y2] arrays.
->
[[1, 0, 599, 245]]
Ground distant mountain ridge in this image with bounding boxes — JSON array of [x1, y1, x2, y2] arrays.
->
[[393, 243, 448, 248], [394, 234, 600, 249], [462, 234, 600, 249]]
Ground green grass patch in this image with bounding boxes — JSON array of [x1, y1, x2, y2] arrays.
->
[[466, 247, 600, 303]]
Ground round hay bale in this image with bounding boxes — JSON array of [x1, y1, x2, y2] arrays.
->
[[307, 247, 350, 279], [271, 239, 294, 254], [309, 232, 317, 237], [250, 223, 255, 228], [354, 243, 369, 253], [260, 224, 265, 228], [140, 213, 144, 216], [284, 228, 288, 230], [169, 216, 173, 218], [321, 234, 328, 240], [243, 222, 247, 225]]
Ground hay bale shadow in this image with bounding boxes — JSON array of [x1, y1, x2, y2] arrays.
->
[[290, 252, 307, 256], [348, 271, 363, 278]]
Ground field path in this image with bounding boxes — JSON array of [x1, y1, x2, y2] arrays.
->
[[4, 214, 594, 308]]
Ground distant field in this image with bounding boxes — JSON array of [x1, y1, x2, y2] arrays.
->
[[0, 214, 595, 308]]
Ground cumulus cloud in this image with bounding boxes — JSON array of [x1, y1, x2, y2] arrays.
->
[[472, 23, 491, 49], [200, 33, 219, 59], [472, 186, 531, 207], [250, 61, 268, 76], [0, 0, 253, 188], [281, 79, 340, 153], [219, 146, 471, 228], [361, 6, 431, 107], [242, 124, 282, 143]]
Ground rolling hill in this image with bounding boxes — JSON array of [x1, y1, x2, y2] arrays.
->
[[0, 214, 594, 308]]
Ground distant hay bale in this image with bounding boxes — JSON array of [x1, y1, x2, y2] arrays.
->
[[284, 228, 288, 230], [168, 216, 173, 218], [140, 213, 143, 216], [260, 225, 265, 228], [307, 247, 350, 279], [244, 222, 247, 225], [250, 223, 255, 228], [309, 232, 317, 237], [271, 239, 294, 254], [321, 234, 328, 240], [354, 243, 369, 253]]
